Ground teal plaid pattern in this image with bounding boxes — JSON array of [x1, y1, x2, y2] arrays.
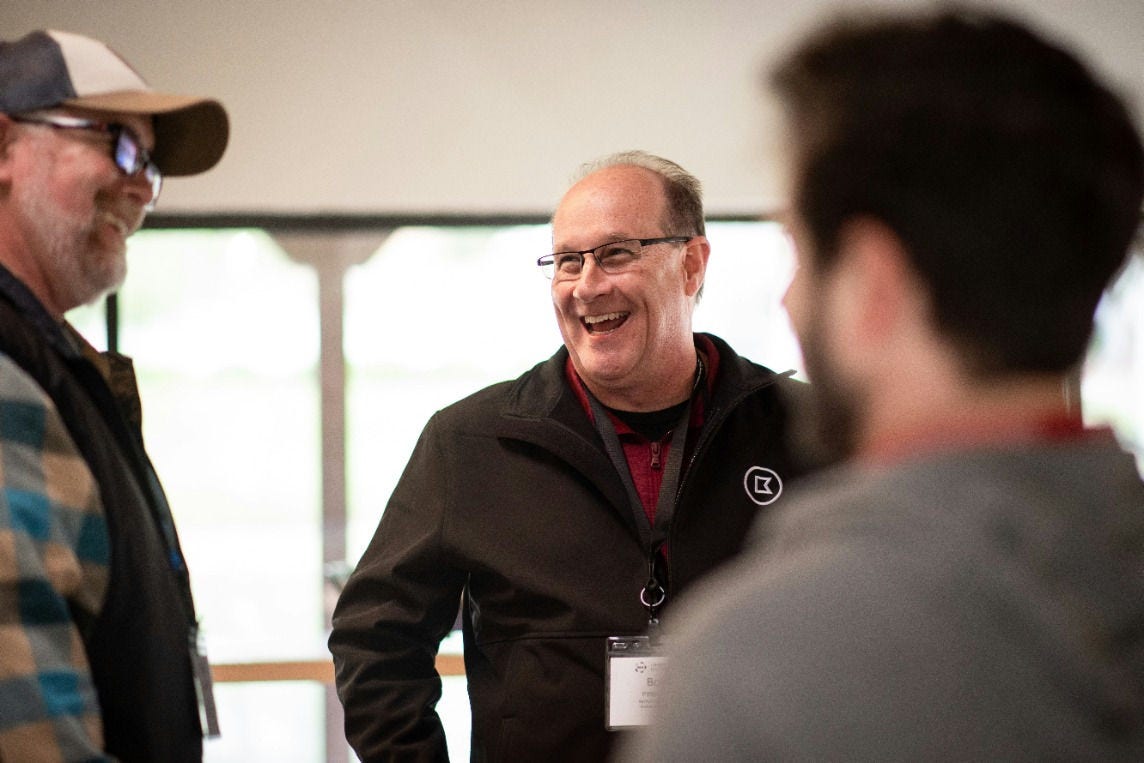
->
[[0, 353, 111, 761]]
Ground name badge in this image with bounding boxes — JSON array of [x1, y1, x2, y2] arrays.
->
[[605, 636, 667, 729], [189, 625, 221, 738]]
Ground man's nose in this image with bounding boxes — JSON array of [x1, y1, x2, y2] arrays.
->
[[572, 256, 611, 300], [121, 171, 156, 211]]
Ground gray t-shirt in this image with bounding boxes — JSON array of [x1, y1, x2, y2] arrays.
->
[[622, 434, 1144, 761]]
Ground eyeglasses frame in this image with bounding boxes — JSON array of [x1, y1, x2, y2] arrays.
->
[[10, 112, 162, 211], [537, 236, 694, 280]]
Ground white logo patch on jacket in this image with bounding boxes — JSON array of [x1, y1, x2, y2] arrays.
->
[[743, 466, 783, 506]]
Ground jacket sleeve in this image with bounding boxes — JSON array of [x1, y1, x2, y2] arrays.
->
[[329, 414, 467, 762], [0, 356, 111, 762]]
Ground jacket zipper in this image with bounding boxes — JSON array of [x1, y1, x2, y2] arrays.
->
[[673, 371, 793, 508], [664, 370, 795, 583]]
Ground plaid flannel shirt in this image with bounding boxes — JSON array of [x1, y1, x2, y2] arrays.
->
[[0, 352, 112, 761]]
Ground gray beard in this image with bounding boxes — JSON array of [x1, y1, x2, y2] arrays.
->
[[17, 183, 127, 312]]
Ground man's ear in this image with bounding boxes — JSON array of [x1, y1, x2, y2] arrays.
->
[[831, 217, 920, 350], [0, 115, 18, 186], [682, 235, 711, 298]]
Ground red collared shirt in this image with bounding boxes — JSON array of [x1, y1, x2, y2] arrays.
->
[[565, 336, 719, 525]]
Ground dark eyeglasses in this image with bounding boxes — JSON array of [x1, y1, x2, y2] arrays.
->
[[538, 236, 692, 281], [12, 112, 162, 210]]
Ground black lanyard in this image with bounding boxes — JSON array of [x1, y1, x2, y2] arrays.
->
[[586, 390, 692, 627]]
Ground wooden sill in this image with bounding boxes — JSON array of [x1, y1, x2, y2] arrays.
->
[[212, 654, 465, 684]]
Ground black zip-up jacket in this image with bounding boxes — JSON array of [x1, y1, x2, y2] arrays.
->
[[330, 334, 817, 762]]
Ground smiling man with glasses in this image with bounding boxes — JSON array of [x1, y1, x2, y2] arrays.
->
[[331, 150, 823, 761], [0, 29, 227, 762]]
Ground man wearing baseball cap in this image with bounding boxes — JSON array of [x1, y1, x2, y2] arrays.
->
[[0, 30, 228, 761]]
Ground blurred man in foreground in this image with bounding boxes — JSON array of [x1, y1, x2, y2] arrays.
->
[[626, 8, 1144, 760]]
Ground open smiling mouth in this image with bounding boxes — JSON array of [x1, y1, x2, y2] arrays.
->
[[582, 311, 630, 335], [99, 208, 139, 240]]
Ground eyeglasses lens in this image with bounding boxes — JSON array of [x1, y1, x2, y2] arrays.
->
[[114, 129, 162, 207]]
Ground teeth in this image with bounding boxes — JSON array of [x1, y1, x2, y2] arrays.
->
[[583, 312, 627, 325]]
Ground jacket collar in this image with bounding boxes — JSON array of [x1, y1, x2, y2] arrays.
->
[[0, 262, 80, 359], [498, 332, 790, 425], [491, 333, 795, 530]]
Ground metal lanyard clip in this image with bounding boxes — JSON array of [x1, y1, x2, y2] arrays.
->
[[640, 552, 666, 624]]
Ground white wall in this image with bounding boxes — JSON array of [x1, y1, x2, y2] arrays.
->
[[6, 0, 1143, 216]]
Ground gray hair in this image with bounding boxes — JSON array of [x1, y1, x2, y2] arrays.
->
[[572, 150, 706, 237]]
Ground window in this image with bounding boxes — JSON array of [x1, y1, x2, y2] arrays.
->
[[1083, 252, 1144, 474], [71, 229, 326, 761], [342, 221, 801, 758]]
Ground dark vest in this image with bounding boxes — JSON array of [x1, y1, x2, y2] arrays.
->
[[0, 269, 203, 761]]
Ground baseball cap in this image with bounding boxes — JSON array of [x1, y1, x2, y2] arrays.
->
[[0, 29, 228, 176]]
